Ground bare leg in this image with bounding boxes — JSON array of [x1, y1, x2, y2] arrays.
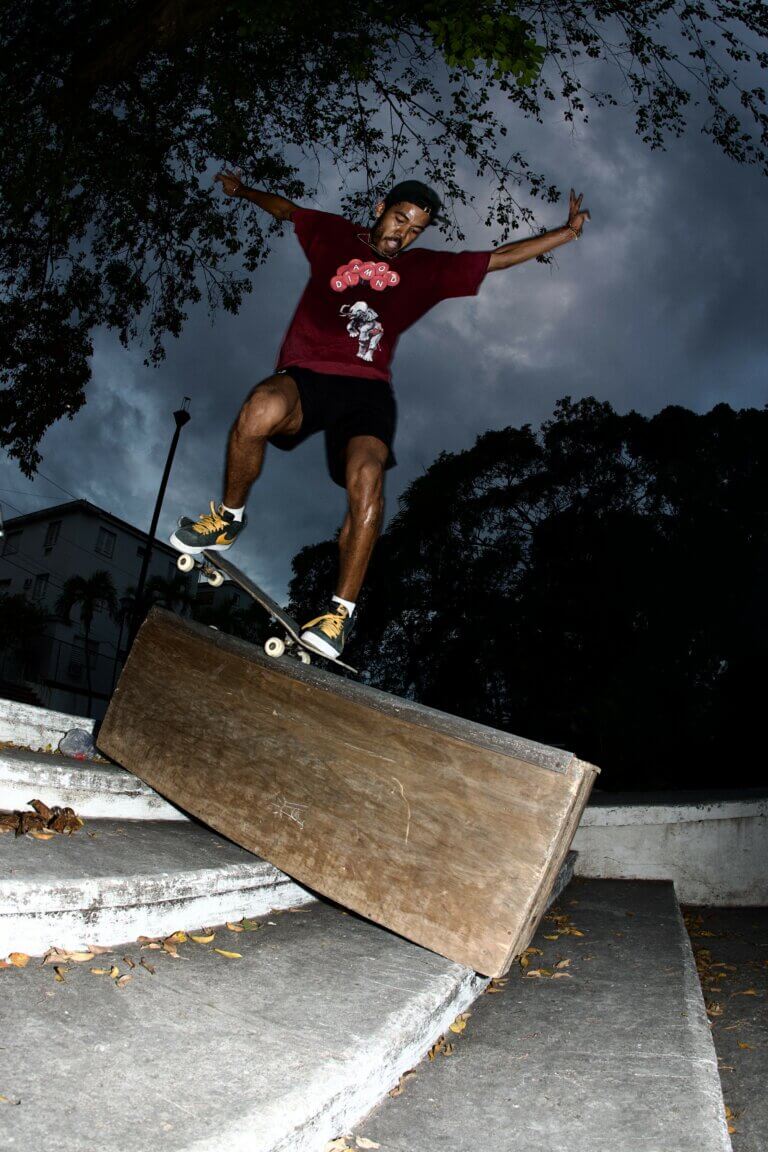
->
[[336, 435, 388, 602], [223, 374, 303, 507]]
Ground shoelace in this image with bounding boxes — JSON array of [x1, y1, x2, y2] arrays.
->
[[192, 501, 228, 535], [303, 609, 347, 640]]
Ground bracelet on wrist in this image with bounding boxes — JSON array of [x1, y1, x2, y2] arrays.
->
[[566, 224, 581, 240]]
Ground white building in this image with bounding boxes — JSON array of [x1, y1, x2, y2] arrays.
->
[[0, 500, 248, 721]]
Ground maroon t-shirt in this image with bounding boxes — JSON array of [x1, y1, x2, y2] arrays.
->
[[276, 208, 490, 382]]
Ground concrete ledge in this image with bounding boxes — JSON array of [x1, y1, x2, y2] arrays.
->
[[0, 818, 314, 955], [0, 697, 95, 750], [574, 790, 768, 904], [0, 746, 188, 821], [352, 880, 732, 1152], [1, 899, 487, 1152]]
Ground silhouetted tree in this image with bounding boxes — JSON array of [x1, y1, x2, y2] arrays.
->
[[288, 398, 768, 789], [2, 0, 766, 469], [54, 570, 119, 713]]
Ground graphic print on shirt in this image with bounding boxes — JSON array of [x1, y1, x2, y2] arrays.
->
[[339, 301, 384, 362], [330, 257, 400, 361]]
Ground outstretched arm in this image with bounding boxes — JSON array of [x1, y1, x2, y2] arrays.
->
[[487, 188, 590, 272], [214, 169, 299, 221]]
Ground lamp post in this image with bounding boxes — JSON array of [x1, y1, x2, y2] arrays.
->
[[129, 398, 191, 644]]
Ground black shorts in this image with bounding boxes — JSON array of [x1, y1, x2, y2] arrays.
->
[[269, 365, 397, 489]]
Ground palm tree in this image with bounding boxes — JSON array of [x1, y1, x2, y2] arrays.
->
[[54, 571, 119, 714]]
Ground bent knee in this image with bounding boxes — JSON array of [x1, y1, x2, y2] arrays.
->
[[236, 384, 294, 438]]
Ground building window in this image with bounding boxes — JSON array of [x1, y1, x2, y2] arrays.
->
[[32, 573, 49, 601], [44, 520, 61, 548], [95, 527, 116, 558], [2, 531, 21, 556]]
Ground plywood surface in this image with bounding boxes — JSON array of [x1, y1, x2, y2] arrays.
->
[[98, 609, 599, 975]]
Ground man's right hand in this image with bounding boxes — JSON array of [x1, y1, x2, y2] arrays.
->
[[214, 169, 243, 197]]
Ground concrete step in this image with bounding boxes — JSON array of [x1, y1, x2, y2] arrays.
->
[[351, 879, 732, 1152], [1, 898, 487, 1152], [0, 697, 95, 750], [0, 745, 187, 821], [0, 817, 315, 956]]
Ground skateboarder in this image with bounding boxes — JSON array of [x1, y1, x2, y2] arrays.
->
[[171, 173, 590, 659]]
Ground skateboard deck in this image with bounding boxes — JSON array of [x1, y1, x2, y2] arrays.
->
[[189, 549, 357, 674]]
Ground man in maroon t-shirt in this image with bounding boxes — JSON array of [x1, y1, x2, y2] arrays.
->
[[171, 174, 590, 659]]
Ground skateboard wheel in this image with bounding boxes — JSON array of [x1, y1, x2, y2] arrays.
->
[[298, 650, 312, 665], [265, 637, 286, 658], [206, 570, 224, 588], [176, 554, 195, 573]]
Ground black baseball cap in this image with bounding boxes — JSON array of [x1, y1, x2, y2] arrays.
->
[[383, 179, 444, 224]]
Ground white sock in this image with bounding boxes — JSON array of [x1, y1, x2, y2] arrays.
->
[[332, 595, 356, 618], [221, 503, 245, 522]]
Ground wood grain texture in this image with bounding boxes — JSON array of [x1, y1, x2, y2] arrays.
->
[[98, 609, 599, 976]]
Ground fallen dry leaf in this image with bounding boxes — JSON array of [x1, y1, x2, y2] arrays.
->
[[523, 947, 543, 957], [443, 1043, 455, 1056], [555, 959, 571, 970], [116, 974, 132, 989], [29, 830, 55, 841], [355, 1139, 380, 1149], [190, 932, 215, 944], [53, 965, 67, 982], [165, 931, 187, 945], [737, 1042, 753, 1050], [108, 965, 120, 979], [214, 949, 242, 959], [226, 922, 245, 933], [449, 1018, 468, 1034], [123, 957, 136, 970], [240, 918, 261, 931], [733, 989, 759, 997], [9, 953, 29, 968], [90, 967, 111, 976], [552, 972, 573, 979], [140, 958, 156, 975]]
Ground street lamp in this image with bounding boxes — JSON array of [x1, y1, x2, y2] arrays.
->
[[129, 397, 191, 643]]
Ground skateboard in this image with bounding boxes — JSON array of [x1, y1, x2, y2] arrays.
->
[[175, 548, 357, 674]]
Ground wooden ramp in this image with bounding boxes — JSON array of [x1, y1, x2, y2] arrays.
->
[[98, 609, 599, 976]]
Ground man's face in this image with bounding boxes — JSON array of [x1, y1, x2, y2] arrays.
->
[[370, 200, 431, 255]]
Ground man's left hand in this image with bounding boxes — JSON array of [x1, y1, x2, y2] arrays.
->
[[568, 188, 590, 236]]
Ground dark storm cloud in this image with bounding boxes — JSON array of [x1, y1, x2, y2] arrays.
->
[[2, 83, 766, 601]]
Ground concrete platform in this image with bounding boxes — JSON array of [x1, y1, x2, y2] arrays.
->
[[0, 900, 486, 1152], [684, 905, 768, 1152], [352, 879, 732, 1152], [0, 818, 314, 955], [0, 697, 94, 750], [0, 745, 187, 821]]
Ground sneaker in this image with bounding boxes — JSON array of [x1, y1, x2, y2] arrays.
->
[[300, 602, 354, 660], [169, 501, 247, 554]]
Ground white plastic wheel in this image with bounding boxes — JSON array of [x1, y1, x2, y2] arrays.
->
[[206, 569, 224, 588], [176, 553, 195, 572], [265, 637, 286, 658], [298, 650, 312, 665]]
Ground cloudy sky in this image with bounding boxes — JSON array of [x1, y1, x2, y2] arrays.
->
[[2, 54, 766, 602]]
